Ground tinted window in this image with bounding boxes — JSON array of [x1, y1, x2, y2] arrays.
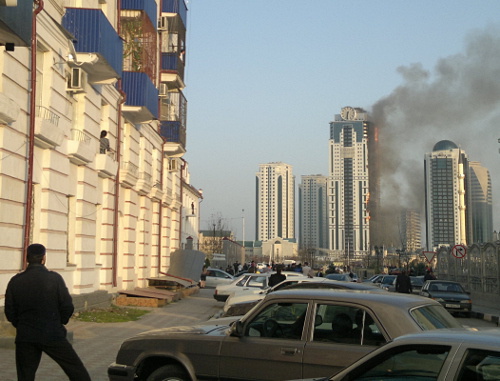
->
[[410, 305, 462, 330], [246, 302, 308, 340], [343, 344, 450, 380], [457, 349, 500, 381]]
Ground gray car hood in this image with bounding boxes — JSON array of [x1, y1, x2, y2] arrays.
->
[[133, 323, 230, 338]]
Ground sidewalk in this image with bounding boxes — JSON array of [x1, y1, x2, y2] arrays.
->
[[0, 288, 222, 381]]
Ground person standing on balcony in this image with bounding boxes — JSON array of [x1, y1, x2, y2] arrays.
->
[[100, 130, 110, 154]]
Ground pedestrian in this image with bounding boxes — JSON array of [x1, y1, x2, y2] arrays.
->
[[424, 269, 436, 281], [395, 270, 413, 293], [4, 243, 91, 381], [269, 266, 287, 287], [302, 262, 314, 278], [200, 267, 207, 288]]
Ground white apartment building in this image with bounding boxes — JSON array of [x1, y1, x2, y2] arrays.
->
[[328, 107, 371, 262], [256, 162, 295, 242], [424, 140, 469, 250], [299, 174, 328, 255], [0, 0, 201, 303]]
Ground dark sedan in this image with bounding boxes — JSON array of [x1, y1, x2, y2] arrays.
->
[[419, 280, 472, 317]]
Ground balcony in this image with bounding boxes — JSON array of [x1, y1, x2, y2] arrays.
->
[[160, 52, 185, 89], [121, 0, 157, 30], [62, 8, 122, 84], [95, 151, 119, 178], [122, 72, 159, 124], [120, 161, 139, 188], [67, 129, 96, 165], [0, 0, 32, 47], [34, 106, 65, 149], [160, 121, 186, 157], [161, 0, 187, 29]]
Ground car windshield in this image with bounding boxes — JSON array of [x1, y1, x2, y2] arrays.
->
[[410, 305, 462, 330]]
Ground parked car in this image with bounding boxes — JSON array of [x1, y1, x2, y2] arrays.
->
[[214, 272, 307, 302], [373, 274, 396, 288], [420, 280, 472, 317], [385, 275, 424, 294], [204, 268, 234, 288], [108, 289, 462, 381], [222, 278, 386, 318], [363, 274, 384, 283], [307, 329, 500, 381], [325, 273, 357, 282]]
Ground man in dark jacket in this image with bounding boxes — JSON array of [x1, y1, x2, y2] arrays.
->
[[395, 270, 413, 293], [5, 244, 90, 381]]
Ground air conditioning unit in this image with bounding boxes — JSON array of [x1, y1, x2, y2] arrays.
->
[[158, 16, 168, 30], [159, 83, 169, 97], [67, 67, 84, 92]]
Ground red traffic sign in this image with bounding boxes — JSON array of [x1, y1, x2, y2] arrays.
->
[[451, 244, 467, 258], [422, 251, 436, 263]]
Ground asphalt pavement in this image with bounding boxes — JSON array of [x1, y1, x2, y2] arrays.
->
[[0, 288, 498, 381]]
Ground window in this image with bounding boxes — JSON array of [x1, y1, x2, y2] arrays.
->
[[245, 302, 308, 340], [345, 344, 450, 380], [313, 305, 385, 346], [457, 349, 500, 381]]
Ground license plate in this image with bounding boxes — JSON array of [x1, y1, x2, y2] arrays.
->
[[445, 304, 460, 309]]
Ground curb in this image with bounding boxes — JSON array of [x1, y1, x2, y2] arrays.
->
[[471, 310, 500, 326]]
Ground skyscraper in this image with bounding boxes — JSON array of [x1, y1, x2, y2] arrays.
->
[[299, 175, 329, 255], [400, 209, 422, 254], [469, 161, 493, 243], [328, 107, 371, 261], [256, 162, 295, 241], [424, 140, 470, 250]]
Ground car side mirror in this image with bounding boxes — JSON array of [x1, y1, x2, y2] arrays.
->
[[230, 320, 245, 337]]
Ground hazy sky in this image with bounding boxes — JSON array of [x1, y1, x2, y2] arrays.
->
[[182, 0, 500, 242]]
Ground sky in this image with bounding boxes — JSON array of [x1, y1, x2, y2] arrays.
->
[[182, 0, 500, 243]]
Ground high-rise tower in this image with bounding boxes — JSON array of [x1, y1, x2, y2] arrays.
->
[[256, 162, 295, 241], [469, 161, 493, 243], [424, 140, 471, 250], [328, 107, 371, 261], [299, 175, 329, 255]]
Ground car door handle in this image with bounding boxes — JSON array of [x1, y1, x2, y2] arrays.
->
[[280, 347, 299, 356]]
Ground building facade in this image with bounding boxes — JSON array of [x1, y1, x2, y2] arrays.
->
[[0, 0, 201, 303], [256, 162, 295, 242], [299, 174, 328, 256], [399, 209, 422, 254], [328, 107, 371, 262], [424, 140, 470, 251], [469, 161, 493, 244]]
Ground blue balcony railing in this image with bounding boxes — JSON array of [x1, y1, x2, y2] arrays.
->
[[0, 0, 32, 46], [161, 52, 185, 82], [122, 71, 159, 119], [162, 0, 187, 28], [121, 0, 157, 30], [62, 9, 123, 76], [160, 121, 186, 148]]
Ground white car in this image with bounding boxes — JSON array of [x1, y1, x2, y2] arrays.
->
[[213, 272, 308, 302], [222, 278, 385, 317], [204, 268, 234, 288]]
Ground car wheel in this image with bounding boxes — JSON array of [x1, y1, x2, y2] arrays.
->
[[147, 365, 190, 381]]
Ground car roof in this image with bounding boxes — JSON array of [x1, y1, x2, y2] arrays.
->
[[266, 288, 438, 308], [391, 328, 500, 347]]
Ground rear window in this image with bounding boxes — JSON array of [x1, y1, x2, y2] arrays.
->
[[410, 305, 462, 330]]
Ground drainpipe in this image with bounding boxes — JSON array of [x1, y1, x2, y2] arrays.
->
[[23, 0, 44, 269], [157, 140, 166, 274], [179, 159, 186, 250], [112, 0, 125, 287]]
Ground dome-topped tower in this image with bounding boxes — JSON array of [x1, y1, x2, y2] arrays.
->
[[433, 140, 458, 151]]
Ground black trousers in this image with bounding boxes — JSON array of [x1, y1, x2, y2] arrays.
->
[[15, 339, 91, 381]]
